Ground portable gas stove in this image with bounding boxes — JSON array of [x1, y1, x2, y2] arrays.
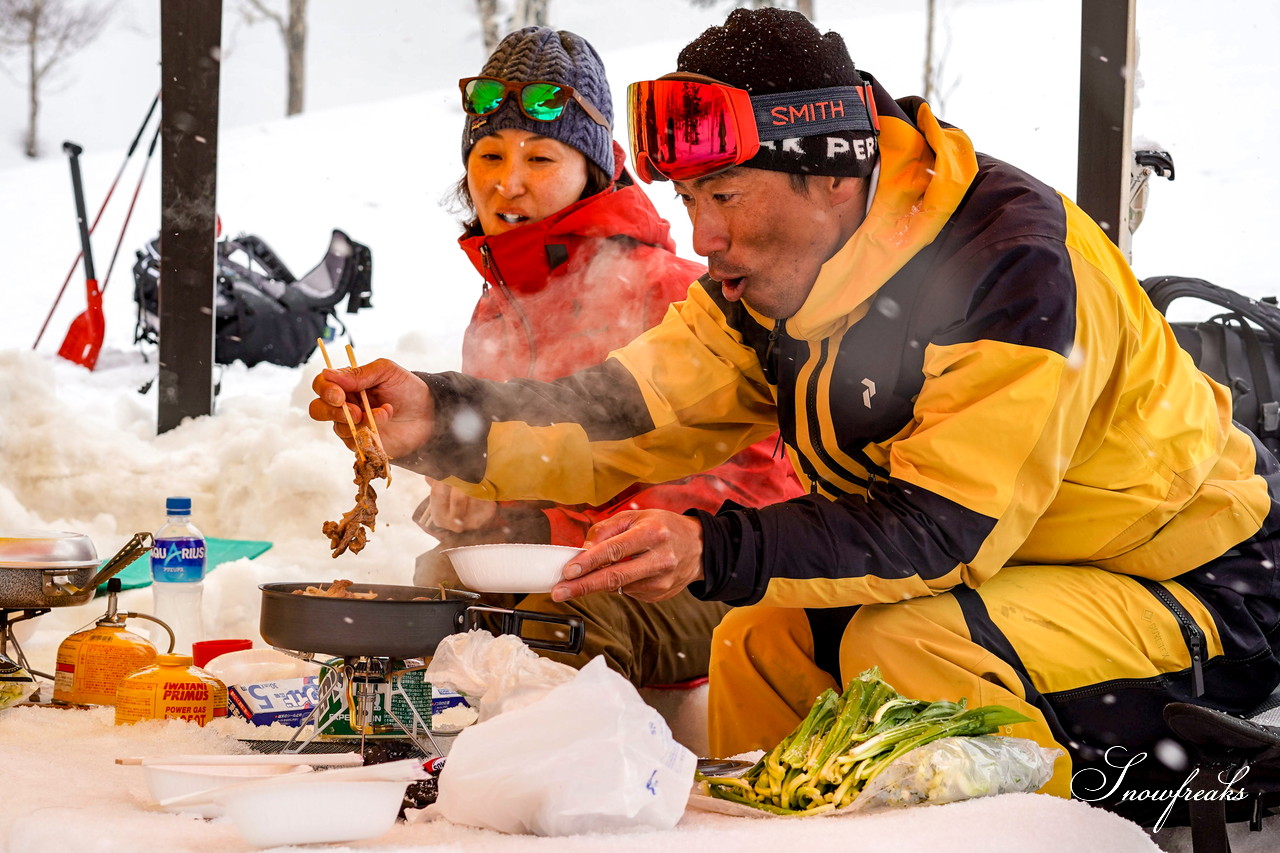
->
[[1, 608, 51, 681], [239, 651, 455, 812], [254, 581, 584, 764], [263, 649, 453, 760]]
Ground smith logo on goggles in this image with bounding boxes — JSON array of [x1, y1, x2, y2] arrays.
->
[[627, 75, 878, 183]]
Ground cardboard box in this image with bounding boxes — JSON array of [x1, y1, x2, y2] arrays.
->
[[225, 667, 471, 734], [227, 675, 320, 727]]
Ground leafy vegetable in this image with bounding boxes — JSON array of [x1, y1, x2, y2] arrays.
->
[[701, 667, 1030, 813], [0, 652, 35, 711]]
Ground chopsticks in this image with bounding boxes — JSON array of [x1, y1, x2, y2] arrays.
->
[[116, 753, 365, 766], [345, 343, 389, 483], [316, 337, 364, 463], [155, 758, 425, 809], [317, 337, 390, 485]]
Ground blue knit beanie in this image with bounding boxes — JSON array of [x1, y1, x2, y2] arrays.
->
[[461, 27, 615, 177]]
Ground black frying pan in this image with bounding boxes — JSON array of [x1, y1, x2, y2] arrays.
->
[[259, 582, 584, 659]]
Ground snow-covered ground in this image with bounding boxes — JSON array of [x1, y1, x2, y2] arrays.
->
[[2, 1, 1279, 850]]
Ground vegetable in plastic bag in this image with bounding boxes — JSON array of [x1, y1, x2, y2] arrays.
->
[[702, 666, 1046, 815], [847, 734, 1059, 811], [0, 652, 35, 710]]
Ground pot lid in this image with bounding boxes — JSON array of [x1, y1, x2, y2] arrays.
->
[[0, 531, 98, 568]]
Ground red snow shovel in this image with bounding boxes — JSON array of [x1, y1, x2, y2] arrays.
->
[[57, 141, 104, 370]]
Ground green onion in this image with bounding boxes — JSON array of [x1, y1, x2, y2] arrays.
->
[[705, 667, 1031, 814]]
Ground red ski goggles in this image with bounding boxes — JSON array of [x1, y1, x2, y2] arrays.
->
[[459, 76, 611, 129], [627, 74, 878, 183]]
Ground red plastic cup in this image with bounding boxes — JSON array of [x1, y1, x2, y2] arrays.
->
[[192, 638, 253, 669]]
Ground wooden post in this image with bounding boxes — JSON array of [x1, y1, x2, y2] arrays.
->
[[1076, 0, 1137, 255], [158, 0, 221, 433]]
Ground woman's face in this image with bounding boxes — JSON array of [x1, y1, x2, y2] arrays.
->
[[467, 129, 590, 236]]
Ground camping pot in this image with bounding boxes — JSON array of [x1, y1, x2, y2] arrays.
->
[[0, 531, 154, 608], [259, 582, 585, 659]]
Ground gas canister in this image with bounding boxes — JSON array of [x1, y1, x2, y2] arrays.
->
[[53, 578, 172, 707], [54, 622, 157, 706], [114, 654, 227, 726]]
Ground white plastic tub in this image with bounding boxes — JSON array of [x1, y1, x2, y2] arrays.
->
[[144, 763, 313, 818], [218, 778, 409, 847], [157, 758, 426, 848]]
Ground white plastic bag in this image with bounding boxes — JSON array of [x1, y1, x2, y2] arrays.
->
[[424, 629, 577, 721], [433, 657, 697, 835]]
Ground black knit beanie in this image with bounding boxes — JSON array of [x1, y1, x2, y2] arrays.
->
[[677, 8, 877, 177], [462, 27, 615, 176]]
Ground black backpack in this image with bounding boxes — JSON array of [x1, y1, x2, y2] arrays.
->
[[132, 229, 373, 368], [1143, 275, 1280, 455], [1162, 701, 1280, 853]]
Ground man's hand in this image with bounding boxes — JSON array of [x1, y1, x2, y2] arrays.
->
[[425, 477, 499, 533], [551, 510, 704, 603], [308, 358, 435, 459]]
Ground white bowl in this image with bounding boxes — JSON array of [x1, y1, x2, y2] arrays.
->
[[218, 778, 409, 848], [443, 543, 585, 593], [156, 758, 425, 848], [144, 763, 313, 818]]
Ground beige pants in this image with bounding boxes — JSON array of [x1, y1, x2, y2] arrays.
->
[[418, 543, 727, 687]]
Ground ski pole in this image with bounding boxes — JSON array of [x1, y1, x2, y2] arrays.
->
[[99, 122, 162, 296], [32, 90, 160, 350]]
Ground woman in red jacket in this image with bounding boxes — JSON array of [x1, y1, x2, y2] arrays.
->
[[414, 26, 800, 686]]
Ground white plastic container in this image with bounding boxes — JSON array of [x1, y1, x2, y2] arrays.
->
[[219, 778, 409, 847], [201, 647, 320, 686], [144, 763, 312, 818], [158, 759, 424, 848]]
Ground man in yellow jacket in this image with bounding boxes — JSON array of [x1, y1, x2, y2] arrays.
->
[[312, 9, 1280, 823]]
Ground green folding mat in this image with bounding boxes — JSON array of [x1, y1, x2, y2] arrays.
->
[[97, 538, 274, 593]]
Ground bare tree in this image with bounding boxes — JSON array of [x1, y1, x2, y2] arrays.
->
[[511, 0, 549, 29], [475, 0, 553, 57], [476, 0, 501, 55], [242, 0, 308, 116], [922, 0, 960, 115], [0, 0, 113, 158], [923, 0, 936, 101]]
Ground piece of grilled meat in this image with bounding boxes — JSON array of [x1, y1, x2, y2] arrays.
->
[[323, 426, 390, 557]]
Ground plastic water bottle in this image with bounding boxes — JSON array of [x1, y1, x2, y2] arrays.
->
[[149, 496, 207, 655]]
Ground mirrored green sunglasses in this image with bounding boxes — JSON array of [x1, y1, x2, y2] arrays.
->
[[459, 76, 611, 129]]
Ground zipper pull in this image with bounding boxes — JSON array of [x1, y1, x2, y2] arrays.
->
[[1189, 633, 1205, 697], [478, 241, 537, 375], [765, 320, 782, 366], [479, 243, 494, 293]]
